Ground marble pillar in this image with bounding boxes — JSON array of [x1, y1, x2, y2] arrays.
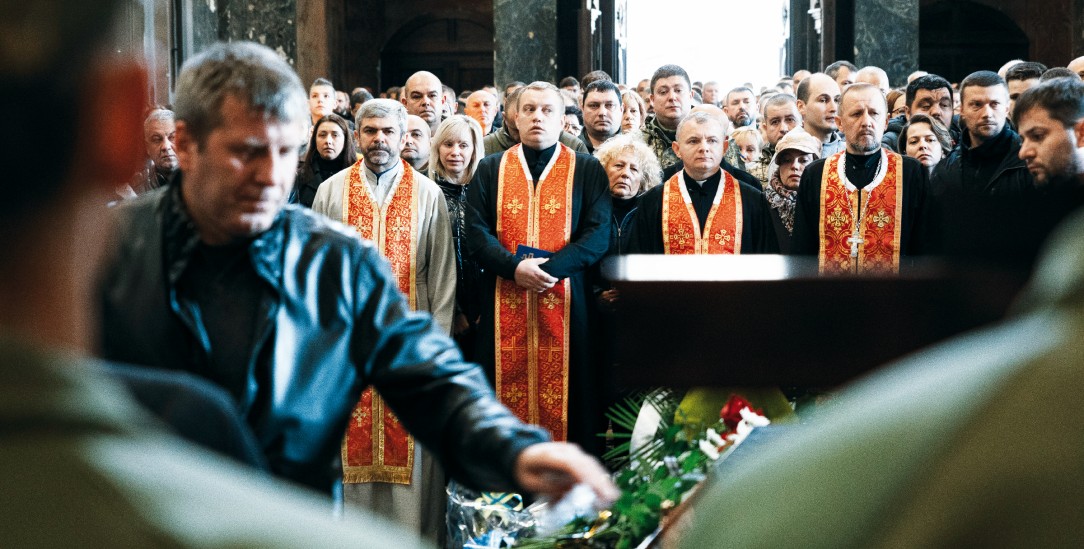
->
[[853, 0, 917, 88], [494, 0, 557, 86], [219, 0, 298, 67]]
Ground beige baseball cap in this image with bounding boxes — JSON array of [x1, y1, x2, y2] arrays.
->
[[772, 127, 822, 165]]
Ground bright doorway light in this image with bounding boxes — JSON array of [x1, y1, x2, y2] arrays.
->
[[625, 0, 788, 93]]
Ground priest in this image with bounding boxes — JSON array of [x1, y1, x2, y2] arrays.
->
[[790, 83, 928, 274], [628, 111, 779, 254], [465, 81, 612, 456], [312, 98, 455, 540]]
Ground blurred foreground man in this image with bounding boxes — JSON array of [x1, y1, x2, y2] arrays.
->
[[99, 42, 617, 536], [681, 77, 1084, 549], [0, 2, 428, 547]]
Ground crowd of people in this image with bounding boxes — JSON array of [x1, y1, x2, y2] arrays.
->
[[7, 0, 1084, 546]]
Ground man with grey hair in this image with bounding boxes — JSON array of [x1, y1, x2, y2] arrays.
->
[[122, 108, 179, 198], [100, 41, 618, 540], [856, 66, 890, 94], [630, 111, 777, 254], [3, 1, 427, 546], [312, 97, 455, 539], [792, 83, 928, 274], [467, 80, 612, 457]]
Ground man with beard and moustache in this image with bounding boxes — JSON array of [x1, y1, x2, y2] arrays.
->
[[401, 71, 445, 135], [629, 111, 778, 255], [335, 90, 352, 118], [483, 87, 588, 156], [579, 79, 623, 153], [791, 83, 928, 274], [466, 81, 612, 457], [641, 64, 695, 171], [311, 98, 456, 539], [722, 86, 758, 169], [1016, 77, 1084, 187], [797, 73, 847, 157], [919, 71, 1042, 274], [401, 114, 431, 172]]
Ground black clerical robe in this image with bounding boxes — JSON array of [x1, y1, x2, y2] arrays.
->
[[628, 169, 780, 254], [465, 143, 612, 455], [791, 150, 928, 259]]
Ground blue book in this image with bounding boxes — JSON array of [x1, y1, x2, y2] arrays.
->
[[515, 244, 553, 259]]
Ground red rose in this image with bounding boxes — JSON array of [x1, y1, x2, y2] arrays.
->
[[719, 394, 762, 430]]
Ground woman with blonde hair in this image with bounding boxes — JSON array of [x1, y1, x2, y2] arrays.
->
[[429, 115, 485, 347], [594, 133, 662, 259], [620, 89, 647, 133]]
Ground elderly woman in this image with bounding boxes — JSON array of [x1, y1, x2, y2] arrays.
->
[[766, 127, 821, 253], [620, 89, 647, 133], [899, 113, 952, 174], [291, 113, 355, 207], [429, 115, 485, 341], [595, 133, 662, 256]]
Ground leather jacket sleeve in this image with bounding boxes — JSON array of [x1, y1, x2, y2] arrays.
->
[[349, 244, 550, 491]]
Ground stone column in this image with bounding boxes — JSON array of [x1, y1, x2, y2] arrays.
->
[[853, 0, 918, 87], [494, 0, 558, 86], [218, 0, 299, 68]]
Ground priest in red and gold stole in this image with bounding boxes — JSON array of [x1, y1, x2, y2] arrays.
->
[[628, 110, 779, 255], [465, 81, 612, 456], [791, 83, 929, 274], [312, 98, 456, 541]]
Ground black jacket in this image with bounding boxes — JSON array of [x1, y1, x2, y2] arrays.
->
[[920, 125, 1043, 271], [100, 182, 548, 493]]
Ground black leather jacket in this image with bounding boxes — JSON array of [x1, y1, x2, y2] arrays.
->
[[100, 181, 548, 492]]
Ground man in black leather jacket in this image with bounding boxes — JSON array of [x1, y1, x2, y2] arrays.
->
[[99, 41, 617, 504]]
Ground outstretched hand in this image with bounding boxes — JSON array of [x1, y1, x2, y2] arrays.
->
[[514, 442, 620, 505]]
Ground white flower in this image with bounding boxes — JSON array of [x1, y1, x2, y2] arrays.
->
[[705, 428, 725, 447], [698, 439, 720, 460], [739, 406, 771, 427]]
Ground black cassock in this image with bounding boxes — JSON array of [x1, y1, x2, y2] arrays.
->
[[465, 143, 612, 456], [628, 169, 780, 254]]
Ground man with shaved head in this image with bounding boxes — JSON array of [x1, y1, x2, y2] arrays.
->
[[401, 71, 445, 134], [464, 89, 499, 135], [1070, 56, 1084, 79], [630, 111, 777, 254], [791, 83, 928, 274]]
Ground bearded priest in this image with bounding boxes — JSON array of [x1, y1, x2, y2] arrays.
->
[[790, 83, 929, 274]]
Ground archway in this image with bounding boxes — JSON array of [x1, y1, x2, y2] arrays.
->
[[920, 1, 1028, 83], [380, 15, 493, 94]]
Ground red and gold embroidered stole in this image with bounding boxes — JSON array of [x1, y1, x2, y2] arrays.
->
[[341, 158, 418, 484], [660, 171, 743, 254], [817, 151, 904, 275], [494, 144, 575, 441]]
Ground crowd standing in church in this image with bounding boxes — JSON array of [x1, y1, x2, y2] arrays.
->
[[8, 0, 1084, 544]]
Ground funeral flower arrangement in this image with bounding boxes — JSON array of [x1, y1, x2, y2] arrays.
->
[[511, 389, 775, 549]]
